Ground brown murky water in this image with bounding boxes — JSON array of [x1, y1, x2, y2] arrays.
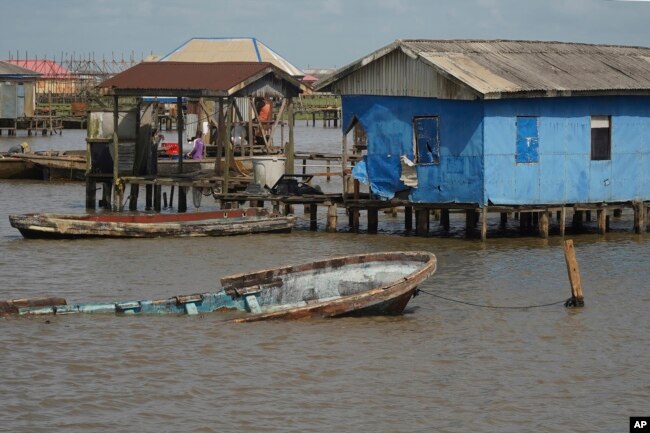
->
[[1, 128, 649, 432]]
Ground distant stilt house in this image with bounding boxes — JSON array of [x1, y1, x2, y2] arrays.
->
[[316, 40, 650, 237], [0, 61, 40, 135]]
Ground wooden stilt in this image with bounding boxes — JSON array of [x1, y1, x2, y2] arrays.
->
[[326, 203, 337, 232], [309, 203, 318, 231], [85, 179, 97, 210], [163, 192, 168, 209], [633, 201, 644, 234], [415, 208, 429, 237], [153, 185, 162, 212], [368, 208, 379, 234], [539, 210, 549, 239], [178, 186, 187, 213], [404, 206, 413, 231], [169, 186, 175, 209], [646, 203, 650, 233], [500, 212, 508, 229], [597, 208, 607, 235], [480, 207, 488, 241], [441, 209, 450, 231], [559, 207, 566, 237], [129, 184, 139, 211], [145, 185, 153, 210], [563, 239, 585, 308], [465, 210, 474, 235]]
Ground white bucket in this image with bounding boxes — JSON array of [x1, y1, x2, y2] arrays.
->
[[252, 156, 286, 188]]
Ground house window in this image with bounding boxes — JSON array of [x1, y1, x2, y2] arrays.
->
[[591, 115, 611, 160], [515, 116, 539, 163], [413, 116, 439, 164]]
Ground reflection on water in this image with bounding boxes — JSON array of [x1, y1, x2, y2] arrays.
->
[[1, 126, 649, 433]]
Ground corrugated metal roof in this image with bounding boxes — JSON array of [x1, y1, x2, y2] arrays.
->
[[160, 38, 304, 77], [98, 61, 301, 97], [3, 59, 71, 78], [317, 39, 650, 98], [0, 61, 41, 78]]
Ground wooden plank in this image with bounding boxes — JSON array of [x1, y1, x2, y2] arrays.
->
[[563, 239, 584, 307]]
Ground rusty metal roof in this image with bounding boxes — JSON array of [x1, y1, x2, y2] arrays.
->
[[317, 39, 650, 99], [98, 61, 302, 97]]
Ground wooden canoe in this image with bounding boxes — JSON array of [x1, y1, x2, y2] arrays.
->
[[221, 251, 437, 322], [8, 208, 295, 239], [2, 251, 436, 320]]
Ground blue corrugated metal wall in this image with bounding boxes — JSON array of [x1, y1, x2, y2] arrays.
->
[[342, 95, 484, 203], [484, 96, 650, 205], [342, 95, 650, 206]]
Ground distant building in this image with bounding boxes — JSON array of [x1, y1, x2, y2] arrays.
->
[[317, 39, 650, 206], [4, 59, 76, 96], [160, 37, 304, 77], [0, 61, 40, 118]]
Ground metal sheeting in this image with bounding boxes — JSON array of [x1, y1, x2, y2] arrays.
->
[[328, 49, 476, 100], [0, 61, 41, 78], [160, 38, 304, 77], [98, 62, 301, 98], [318, 39, 650, 99]]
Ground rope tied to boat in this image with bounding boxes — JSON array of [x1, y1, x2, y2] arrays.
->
[[415, 288, 565, 309]]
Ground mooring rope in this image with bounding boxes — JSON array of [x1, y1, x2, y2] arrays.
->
[[416, 289, 565, 309]]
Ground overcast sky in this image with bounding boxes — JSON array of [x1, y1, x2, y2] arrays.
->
[[3, 0, 650, 69]]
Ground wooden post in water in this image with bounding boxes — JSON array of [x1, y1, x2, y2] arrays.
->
[[539, 210, 549, 239], [309, 203, 318, 231], [480, 207, 488, 241], [368, 207, 379, 234], [563, 239, 585, 308], [145, 185, 153, 210], [153, 185, 162, 212], [85, 179, 97, 209], [404, 206, 413, 231], [326, 202, 337, 232], [559, 207, 566, 237], [597, 208, 607, 235], [415, 208, 429, 236], [440, 209, 450, 231], [633, 201, 644, 234], [178, 186, 187, 213], [129, 184, 139, 211], [112, 95, 119, 211]]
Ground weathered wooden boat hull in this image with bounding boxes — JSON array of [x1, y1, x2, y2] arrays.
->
[[221, 251, 437, 322], [9, 208, 295, 239], [0, 157, 41, 179], [2, 252, 436, 321]]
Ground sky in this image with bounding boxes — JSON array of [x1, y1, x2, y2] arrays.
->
[[3, 0, 650, 70]]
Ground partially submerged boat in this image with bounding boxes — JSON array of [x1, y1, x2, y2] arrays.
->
[[9, 208, 295, 239], [221, 251, 437, 322], [2, 251, 437, 320]]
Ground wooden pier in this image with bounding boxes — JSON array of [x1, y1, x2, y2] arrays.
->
[[0, 116, 63, 136]]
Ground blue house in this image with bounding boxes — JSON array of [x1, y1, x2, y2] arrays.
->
[[316, 40, 650, 216]]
